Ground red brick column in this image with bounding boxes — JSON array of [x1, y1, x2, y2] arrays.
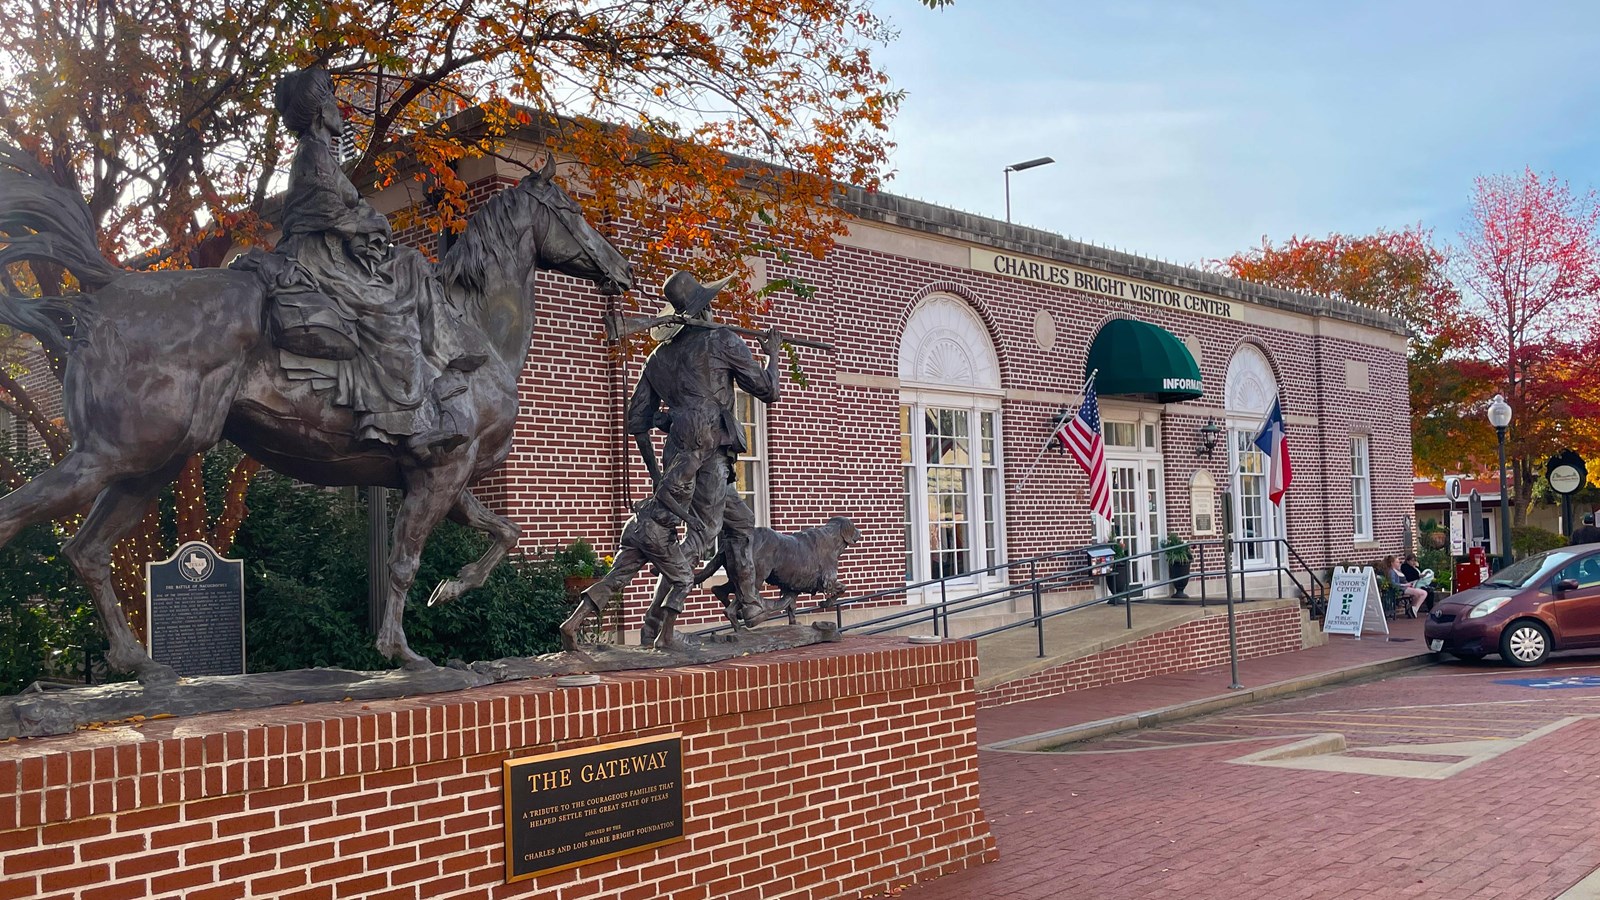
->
[[0, 640, 995, 900]]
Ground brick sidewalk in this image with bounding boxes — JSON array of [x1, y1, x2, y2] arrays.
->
[[892, 619, 1600, 900]]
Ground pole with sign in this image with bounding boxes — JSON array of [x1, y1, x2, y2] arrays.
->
[[1446, 477, 1462, 557], [1547, 450, 1588, 537], [1468, 488, 1484, 552]]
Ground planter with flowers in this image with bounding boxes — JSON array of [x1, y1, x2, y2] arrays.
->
[[560, 539, 612, 597]]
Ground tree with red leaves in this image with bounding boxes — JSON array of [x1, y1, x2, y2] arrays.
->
[[1457, 169, 1600, 525], [1216, 227, 1495, 479]]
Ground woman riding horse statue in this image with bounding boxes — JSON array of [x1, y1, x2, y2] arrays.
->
[[0, 70, 634, 684], [235, 67, 486, 461]]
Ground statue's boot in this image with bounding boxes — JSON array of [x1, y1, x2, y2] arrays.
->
[[739, 600, 774, 629], [408, 370, 473, 459], [559, 594, 600, 651], [640, 606, 665, 646], [651, 609, 681, 651]]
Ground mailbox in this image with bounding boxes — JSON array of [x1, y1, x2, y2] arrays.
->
[[1453, 561, 1481, 593], [1468, 545, 1490, 582], [1086, 544, 1117, 576]]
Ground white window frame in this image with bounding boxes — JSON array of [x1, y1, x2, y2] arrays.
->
[[1351, 436, 1373, 541], [1227, 423, 1283, 570], [900, 389, 1005, 591], [733, 389, 770, 527]]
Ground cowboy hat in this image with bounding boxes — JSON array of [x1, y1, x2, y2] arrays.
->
[[663, 270, 733, 320]]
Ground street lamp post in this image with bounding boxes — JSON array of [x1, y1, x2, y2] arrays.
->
[[1004, 156, 1054, 223], [1487, 393, 1513, 571]]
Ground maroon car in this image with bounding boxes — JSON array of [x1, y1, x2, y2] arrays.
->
[[1424, 545, 1600, 666]]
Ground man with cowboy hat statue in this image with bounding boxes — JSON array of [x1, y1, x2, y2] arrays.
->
[[563, 270, 782, 649]]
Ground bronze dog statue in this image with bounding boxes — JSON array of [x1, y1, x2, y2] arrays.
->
[[697, 516, 861, 625]]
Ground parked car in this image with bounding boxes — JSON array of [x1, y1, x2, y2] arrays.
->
[[1424, 546, 1600, 666]]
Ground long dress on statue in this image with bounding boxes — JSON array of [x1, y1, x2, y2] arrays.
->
[[274, 132, 436, 446]]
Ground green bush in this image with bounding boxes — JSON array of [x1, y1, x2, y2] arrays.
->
[[0, 445, 579, 688], [0, 451, 102, 693], [1416, 547, 1454, 593], [1512, 525, 1567, 559], [234, 463, 574, 672]]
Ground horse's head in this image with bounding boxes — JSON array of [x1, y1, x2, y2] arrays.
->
[[522, 156, 634, 296]]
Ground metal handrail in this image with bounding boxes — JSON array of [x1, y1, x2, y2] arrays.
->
[[798, 535, 1328, 659], [694, 544, 1097, 638]]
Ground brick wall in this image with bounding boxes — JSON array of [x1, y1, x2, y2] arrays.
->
[[0, 639, 995, 900], [976, 604, 1306, 709]]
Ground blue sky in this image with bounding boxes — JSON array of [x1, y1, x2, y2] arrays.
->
[[873, 1, 1600, 266]]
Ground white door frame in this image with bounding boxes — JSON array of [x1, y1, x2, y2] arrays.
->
[[1101, 402, 1166, 586]]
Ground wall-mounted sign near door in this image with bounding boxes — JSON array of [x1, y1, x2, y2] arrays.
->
[[503, 733, 685, 883]]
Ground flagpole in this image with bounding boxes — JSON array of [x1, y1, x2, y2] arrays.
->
[[1012, 371, 1098, 495]]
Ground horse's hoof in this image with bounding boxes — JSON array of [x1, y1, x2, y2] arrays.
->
[[401, 654, 436, 671], [136, 662, 180, 686]]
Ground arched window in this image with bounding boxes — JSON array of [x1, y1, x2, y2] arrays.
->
[[1224, 344, 1284, 568], [898, 295, 1004, 588]]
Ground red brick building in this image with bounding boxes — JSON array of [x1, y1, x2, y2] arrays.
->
[[377, 153, 1415, 629]]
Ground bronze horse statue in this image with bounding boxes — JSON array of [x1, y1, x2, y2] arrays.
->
[[0, 148, 633, 682]]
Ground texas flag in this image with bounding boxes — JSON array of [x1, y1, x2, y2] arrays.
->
[[1252, 396, 1293, 505]]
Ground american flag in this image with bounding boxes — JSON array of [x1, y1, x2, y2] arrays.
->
[[1057, 379, 1112, 522]]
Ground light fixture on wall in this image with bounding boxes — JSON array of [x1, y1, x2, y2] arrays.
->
[[1196, 417, 1222, 458], [1048, 407, 1070, 453]]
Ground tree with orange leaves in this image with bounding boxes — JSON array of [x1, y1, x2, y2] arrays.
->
[[0, 0, 946, 623], [1215, 227, 1497, 480]]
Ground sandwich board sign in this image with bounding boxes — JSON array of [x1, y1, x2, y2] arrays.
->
[[1322, 566, 1388, 638]]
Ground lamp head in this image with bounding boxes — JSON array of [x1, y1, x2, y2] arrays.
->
[[1196, 417, 1222, 457], [1487, 393, 1512, 429], [1005, 156, 1055, 172]]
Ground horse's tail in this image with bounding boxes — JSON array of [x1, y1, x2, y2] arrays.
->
[[0, 142, 124, 293], [0, 294, 82, 358]]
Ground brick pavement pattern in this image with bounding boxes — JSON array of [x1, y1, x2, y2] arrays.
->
[[898, 630, 1600, 900]]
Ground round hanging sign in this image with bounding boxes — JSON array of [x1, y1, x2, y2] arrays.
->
[[1546, 449, 1588, 496], [1550, 465, 1583, 495]]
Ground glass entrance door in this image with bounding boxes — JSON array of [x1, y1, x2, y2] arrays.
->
[[1108, 460, 1165, 586]]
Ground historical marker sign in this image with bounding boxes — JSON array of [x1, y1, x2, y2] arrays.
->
[[503, 733, 685, 882], [144, 540, 245, 676]]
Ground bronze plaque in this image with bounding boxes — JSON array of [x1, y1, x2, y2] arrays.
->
[[502, 733, 685, 882]]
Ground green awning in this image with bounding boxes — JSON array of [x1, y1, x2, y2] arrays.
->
[[1084, 318, 1204, 403]]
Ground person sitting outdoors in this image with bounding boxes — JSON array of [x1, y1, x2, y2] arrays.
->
[[1571, 513, 1600, 545], [1400, 552, 1437, 614], [1384, 554, 1429, 618]]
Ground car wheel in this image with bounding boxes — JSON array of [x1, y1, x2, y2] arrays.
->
[[1500, 620, 1551, 667]]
